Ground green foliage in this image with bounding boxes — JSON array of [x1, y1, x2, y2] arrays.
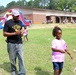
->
[[48, 0, 57, 9], [1, 0, 76, 12], [33, 0, 41, 8], [6, 1, 16, 8], [69, 0, 76, 12], [0, 5, 5, 10], [16, 0, 25, 7], [26, 0, 34, 8], [56, 0, 76, 11]]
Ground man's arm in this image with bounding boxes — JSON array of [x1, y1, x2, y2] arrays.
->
[[3, 30, 22, 37]]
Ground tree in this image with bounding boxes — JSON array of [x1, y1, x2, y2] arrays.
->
[[56, 0, 70, 11], [26, 0, 33, 7], [48, 0, 57, 9], [6, 1, 16, 8], [56, 0, 76, 12], [69, 0, 76, 12], [5, 0, 76, 12], [16, 0, 27, 6], [39, 0, 49, 9], [0, 5, 5, 10], [27, 0, 49, 8], [33, 0, 41, 8]]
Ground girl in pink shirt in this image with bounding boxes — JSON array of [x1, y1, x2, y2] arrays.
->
[[51, 26, 73, 75], [23, 26, 28, 41]]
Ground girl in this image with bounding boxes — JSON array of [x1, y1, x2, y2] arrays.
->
[[51, 26, 73, 75], [23, 26, 28, 41]]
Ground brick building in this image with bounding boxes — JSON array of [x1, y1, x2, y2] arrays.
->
[[0, 6, 76, 24]]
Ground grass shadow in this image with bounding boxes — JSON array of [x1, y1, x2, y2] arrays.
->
[[34, 67, 51, 75], [0, 62, 11, 72]]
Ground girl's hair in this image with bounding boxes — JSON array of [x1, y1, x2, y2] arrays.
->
[[52, 26, 62, 37], [24, 26, 27, 29]]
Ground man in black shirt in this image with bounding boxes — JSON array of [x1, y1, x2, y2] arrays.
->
[[3, 9, 26, 75]]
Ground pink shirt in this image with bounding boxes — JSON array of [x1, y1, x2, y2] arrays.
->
[[51, 39, 67, 62], [23, 29, 28, 35]]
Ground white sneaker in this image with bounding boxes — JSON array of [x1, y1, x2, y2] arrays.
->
[[12, 71, 15, 75], [73, 68, 76, 73]]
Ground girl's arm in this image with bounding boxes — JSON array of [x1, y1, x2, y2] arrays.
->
[[52, 48, 65, 53], [65, 49, 73, 59]]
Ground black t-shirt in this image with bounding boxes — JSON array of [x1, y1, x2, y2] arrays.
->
[[3, 19, 23, 44]]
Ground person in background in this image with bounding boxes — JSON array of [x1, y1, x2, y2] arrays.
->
[[23, 26, 28, 41], [3, 9, 26, 75], [51, 26, 73, 75]]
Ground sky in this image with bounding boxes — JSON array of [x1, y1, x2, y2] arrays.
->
[[0, 0, 30, 7]]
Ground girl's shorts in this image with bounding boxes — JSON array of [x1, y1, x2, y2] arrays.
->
[[52, 62, 64, 70]]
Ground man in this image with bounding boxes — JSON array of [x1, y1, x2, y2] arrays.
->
[[3, 9, 26, 75]]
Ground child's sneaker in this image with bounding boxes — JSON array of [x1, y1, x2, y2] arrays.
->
[[73, 68, 76, 73]]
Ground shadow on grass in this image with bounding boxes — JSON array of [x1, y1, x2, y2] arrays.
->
[[34, 67, 51, 75], [0, 62, 11, 72]]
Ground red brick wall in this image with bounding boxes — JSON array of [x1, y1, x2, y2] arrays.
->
[[24, 14, 46, 24], [24, 14, 33, 21], [32, 14, 46, 24], [24, 14, 56, 24]]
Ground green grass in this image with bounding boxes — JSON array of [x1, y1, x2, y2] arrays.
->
[[0, 26, 76, 75]]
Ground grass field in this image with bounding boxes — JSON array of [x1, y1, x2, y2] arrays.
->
[[0, 24, 76, 75]]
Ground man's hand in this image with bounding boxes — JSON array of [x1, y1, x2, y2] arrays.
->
[[16, 30, 22, 35]]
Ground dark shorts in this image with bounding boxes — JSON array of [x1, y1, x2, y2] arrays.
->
[[52, 62, 64, 70]]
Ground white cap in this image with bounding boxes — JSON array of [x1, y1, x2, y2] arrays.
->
[[12, 9, 20, 16]]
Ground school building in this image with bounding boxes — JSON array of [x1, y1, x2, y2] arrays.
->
[[0, 6, 76, 24]]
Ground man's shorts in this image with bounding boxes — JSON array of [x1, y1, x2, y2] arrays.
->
[[52, 62, 64, 70]]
